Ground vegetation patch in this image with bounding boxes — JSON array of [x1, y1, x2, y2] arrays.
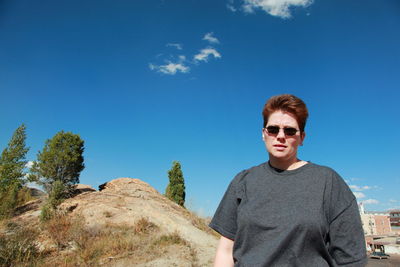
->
[[103, 211, 113, 218], [133, 217, 158, 234], [184, 209, 220, 238], [0, 224, 41, 267], [34, 214, 199, 266], [153, 232, 199, 265]]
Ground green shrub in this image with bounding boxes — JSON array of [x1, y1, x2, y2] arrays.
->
[[0, 184, 34, 220], [40, 203, 54, 222], [40, 180, 67, 222], [48, 180, 67, 208], [0, 184, 19, 219], [17, 187, 34, 205]]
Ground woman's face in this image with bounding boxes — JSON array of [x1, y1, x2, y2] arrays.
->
[[262, 110, 305, 163]]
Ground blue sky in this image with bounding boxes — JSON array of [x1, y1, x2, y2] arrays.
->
[[1, 0, 400, 216]]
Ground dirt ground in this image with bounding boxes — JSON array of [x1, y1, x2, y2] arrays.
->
[[367, 254, 400, 267]]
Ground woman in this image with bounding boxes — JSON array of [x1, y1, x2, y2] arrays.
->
[[210, 94, 366, 266]]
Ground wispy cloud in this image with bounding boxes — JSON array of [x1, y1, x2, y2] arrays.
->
[[389, 199, 398, 203], [242, 0, 313, 19], [203, 32, 220, 44], [227, 0, 237, 12], [194, 48, 221, 62], [227, 4, 237, 12], [353, 192, 366, 199], [150, 33, 222, 75], [149, 62, 189, 75], [349, 185, 372, 191], [348, 182, 380, 204], [166, 43, 183, 50], [362, 199, 379, 205]]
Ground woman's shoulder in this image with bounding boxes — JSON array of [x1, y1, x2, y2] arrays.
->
[[308, 162, 354, 198], [306, 162, 342, 178], [231, 162, 269, 184]]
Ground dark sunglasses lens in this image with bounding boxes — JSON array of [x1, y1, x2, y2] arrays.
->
[[266, 126, 280, 134], [284, 128, 297, 136]]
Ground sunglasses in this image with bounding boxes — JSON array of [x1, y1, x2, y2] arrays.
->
[[264, 126, 299, 136]]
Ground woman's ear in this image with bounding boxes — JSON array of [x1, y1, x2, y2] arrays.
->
[[300, 131, 306, 146]]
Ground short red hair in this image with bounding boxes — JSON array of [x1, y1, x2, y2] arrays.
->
[[262, 94, 309, 132]]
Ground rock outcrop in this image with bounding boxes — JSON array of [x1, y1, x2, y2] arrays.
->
[[59, 178, 218, 266]]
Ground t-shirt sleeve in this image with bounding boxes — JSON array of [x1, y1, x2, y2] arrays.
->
[[328, 171, 367, 266], [209, 171, 245, 240]]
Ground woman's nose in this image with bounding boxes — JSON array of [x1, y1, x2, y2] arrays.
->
[[276, 128, 285, 138]]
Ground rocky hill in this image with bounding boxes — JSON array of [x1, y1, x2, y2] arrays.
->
[[5, 178, 219, 266]]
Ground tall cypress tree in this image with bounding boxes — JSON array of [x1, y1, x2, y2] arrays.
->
[[165, 161, 186, 207]]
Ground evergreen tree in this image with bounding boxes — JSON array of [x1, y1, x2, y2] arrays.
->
[[0, 124, 29, 190], [165, 161, 186, 207], [29, 131, 84, 196], [0, 124, 30, 218]]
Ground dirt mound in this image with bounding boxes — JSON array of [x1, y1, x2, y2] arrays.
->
[[57, 178, 218, 266]]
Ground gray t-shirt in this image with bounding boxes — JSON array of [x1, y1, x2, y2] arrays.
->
[[209, 162, 367, 266]]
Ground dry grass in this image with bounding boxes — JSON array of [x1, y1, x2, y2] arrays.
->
[[44, 214, 76, 249], [102, 211, 112, 218], [0, 223, 41, 267], [154, 231, 189, 246], [134, 217, 158, 234], [153, 232, 199, 265], [37, 215, 197, 266], [185, 210, 220, 238]]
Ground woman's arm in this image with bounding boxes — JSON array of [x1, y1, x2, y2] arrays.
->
[[214, 236, 234, 267], [329, 200, 367, 266]]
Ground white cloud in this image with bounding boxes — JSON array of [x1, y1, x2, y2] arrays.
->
[[227, 4, 237, 12], [166, 43, 183, 50], [149, 62, 190, 75], [151, 33, 222, 75], [194, 48, 221, 62], [227, 0, 237, 12], [389, 199, 398, 203], [25, 161, 34, 169], [349, 185, 372, 191], [242, 0, 313, 19], [363, 199, 379, 205], [203, 32, 220, 44], [353, 192, 366, 199]]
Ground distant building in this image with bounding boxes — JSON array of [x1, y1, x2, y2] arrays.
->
[[374, 215, 392, 235], [360, 213, 376, 236], [358, 202, 365, 214], [358, 203, 392, 236], [390, 210, 400, 227]]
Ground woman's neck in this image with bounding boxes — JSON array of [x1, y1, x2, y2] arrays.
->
[[269, 157, 306, 171]]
